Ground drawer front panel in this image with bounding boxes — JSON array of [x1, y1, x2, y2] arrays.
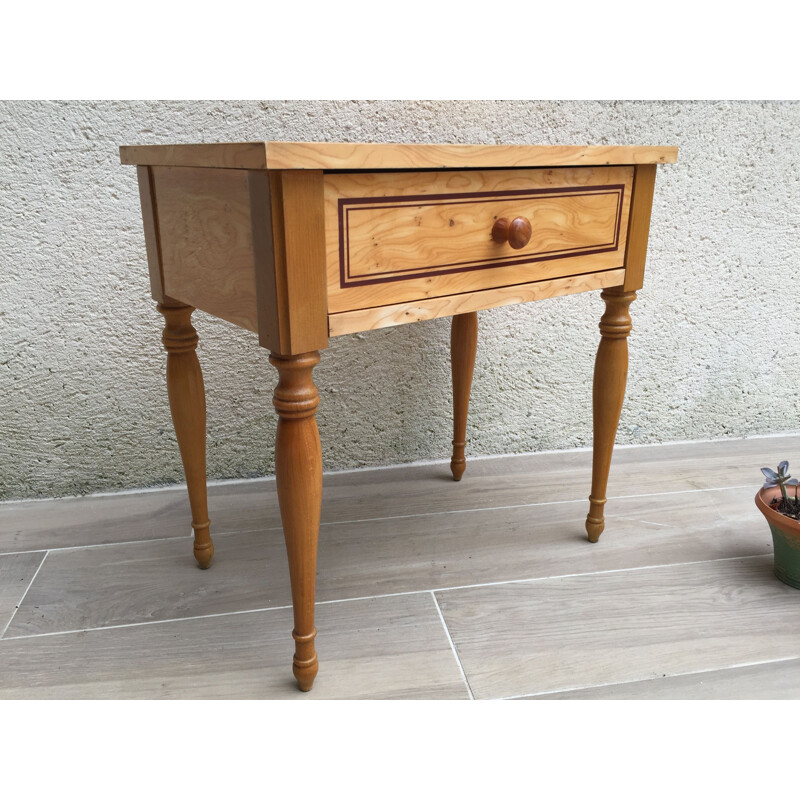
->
[[324, 167, 634, 314]]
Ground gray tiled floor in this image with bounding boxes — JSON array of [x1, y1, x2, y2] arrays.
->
[[1, 435, 798, 699]]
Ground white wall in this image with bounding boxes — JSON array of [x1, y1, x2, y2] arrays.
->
[[2, 100, 799, 500]]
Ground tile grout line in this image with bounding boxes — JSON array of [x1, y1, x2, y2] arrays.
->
[[0, 534, 194, 559], [430, 591, 474, 700], [4, 430, 796, 505], [304, 485, 756, 529], [493, 654, 800, 700], [0, 482, 757, 558], [0, 552, 771, 643], [0, 551, 49, 640], [0, 548, 49, 558], [1, 602, 297, 641], [431, 552, 770, 594], [610, 515, 673, 529]]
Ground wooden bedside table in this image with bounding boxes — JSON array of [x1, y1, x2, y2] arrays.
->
[[119, 141, 677, 692]]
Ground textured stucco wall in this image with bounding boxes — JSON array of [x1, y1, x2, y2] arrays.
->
[[1, 100, 799, 500]]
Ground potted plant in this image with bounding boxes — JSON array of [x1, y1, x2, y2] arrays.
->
[[756, 461, 800, 589]]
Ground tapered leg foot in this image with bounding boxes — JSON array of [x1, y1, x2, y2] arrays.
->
[[450, 312, 478, 481], [193, 524, 214, 569], [158, 302, 214, 569], [270, 351, 323, 692], [585, 499, 606, 543], [585, 288, 635, 542], [292, 628, 319, 691]]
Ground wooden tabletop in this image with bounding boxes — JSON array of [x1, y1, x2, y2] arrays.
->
[[119, 141, 678, 171]]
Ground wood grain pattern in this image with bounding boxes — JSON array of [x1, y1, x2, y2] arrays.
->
[[121, 142, 271, 170], [436, 557, 800, 699], [270, 351, 323, 691], [249, 170, 329, 355], [0, 594, 469, 699], [335, 176, 622, 281], [158, 303, 214, 568], [152, 166, 259, 332], [120, 142, 678, 171], [327, 268, 626, 336], [135, 165, 166, 302], [491, 216, 532, 249], [586, 287, 635, 542], [324, 167, 634, 314], [623, 164, 658, 291], [450, 312, 478, 481]]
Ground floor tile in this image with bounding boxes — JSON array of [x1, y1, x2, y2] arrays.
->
[[0, 552, 46, 634], [436, 556, 800, 699], [521, 657, 800, 699], [3, 435, 797, 700], [0, 491, 195, 554], [4, 529, 288, 638], [5, 487, 770, 638], [2, 434, 794, 555], [0, 593, 468, 699], [206, 433, 799, 534]]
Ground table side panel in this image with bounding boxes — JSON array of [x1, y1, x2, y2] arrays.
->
[[135, 165, 167, 303], [151, 166, 260, 332], [324, 167, 634, 315], [623, 164, 658, 292]]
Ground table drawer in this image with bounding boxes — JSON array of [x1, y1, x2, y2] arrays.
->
[[324, 166, 634, 314]]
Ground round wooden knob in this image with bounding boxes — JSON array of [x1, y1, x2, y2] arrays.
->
[[491, 216, 532, 249]]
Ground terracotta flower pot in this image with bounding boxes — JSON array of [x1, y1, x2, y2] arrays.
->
[[755, 486, 800, 589]]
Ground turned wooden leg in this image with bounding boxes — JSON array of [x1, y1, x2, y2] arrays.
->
[[586, 288, 636, 543], [450, 311, 478, 481], [158, 302, 214, 568], [270, 351, 322, 692]]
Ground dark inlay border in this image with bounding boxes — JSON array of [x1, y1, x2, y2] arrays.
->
[[338, 184, 626, 289]]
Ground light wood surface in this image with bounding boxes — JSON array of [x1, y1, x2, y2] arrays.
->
[[152, 166, 259, 332], [118, 139, 676, 693], [436, 556, 800, 700], [623, 165, 658, 291], [158, 302, 214, 569], [327, 268, 626, 336], [270, 351, 323, 691], [250, 170, 329, 355], [0, 594, 468, 700], [122, 142, 271, 170], [586, 287, 636, 542], [120, 141, 678, 171], [135, 165, 166, 302], [324, 167, 633, 314], [450, 312, 478, 481]]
